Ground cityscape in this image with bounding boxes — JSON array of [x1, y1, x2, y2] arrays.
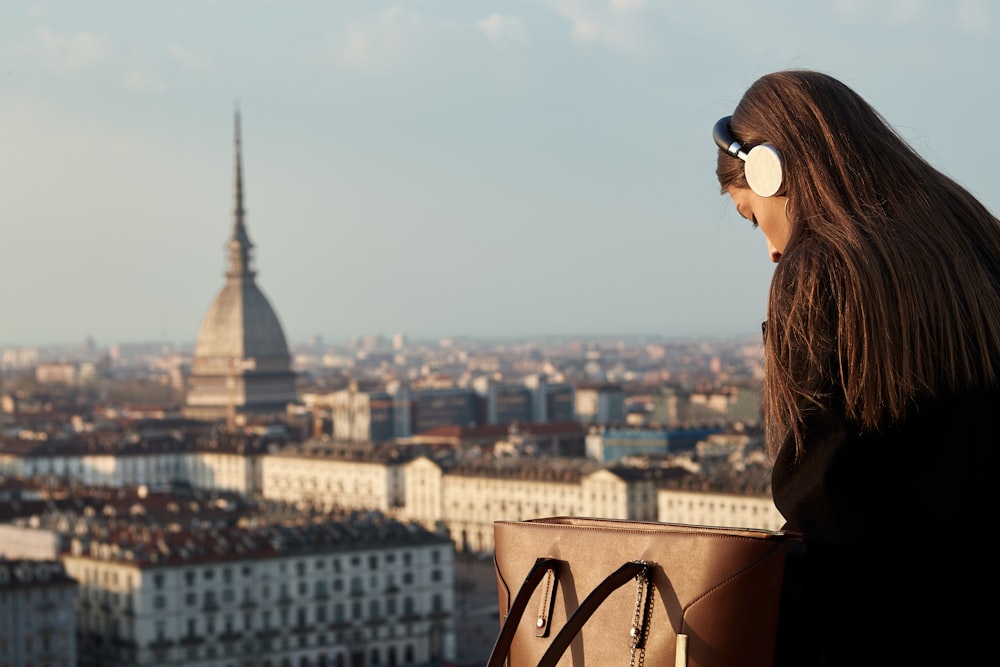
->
[[1, 331, 777, 664], [0, 113, 776, 667], [0, 330, 775, 667], [5, 3, 997, 667]]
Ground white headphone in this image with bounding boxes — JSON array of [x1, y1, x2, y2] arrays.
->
[[713, 116, 784, 198]]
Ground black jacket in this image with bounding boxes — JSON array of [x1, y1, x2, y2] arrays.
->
[[770, 389, 997, 666]]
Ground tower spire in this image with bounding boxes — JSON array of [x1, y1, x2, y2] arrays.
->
[[227, 106, 255, 279]]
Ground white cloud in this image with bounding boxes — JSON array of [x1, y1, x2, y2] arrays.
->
[[546, 0, 648, 52], [31, 28, 111, 72], [332, 5, 434, 71], [958, 0, 992, 33], [122, 68, 167, 94], [479, 14, 529, 44], [888, 0, 923, 23]]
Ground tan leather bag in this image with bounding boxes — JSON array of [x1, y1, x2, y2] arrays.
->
[[488, 517, 792, 667]]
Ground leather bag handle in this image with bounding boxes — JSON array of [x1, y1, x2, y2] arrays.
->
[[486, 557, 561, 667], [537, 561, 649, 667]]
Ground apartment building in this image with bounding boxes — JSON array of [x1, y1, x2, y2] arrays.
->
[[0, 431, 273, 495], [657, 488, 785, 531], [0, 559, 78, 667], [574, 382, 626, 425], [404, 457, 660, 553], [260, 443, 414, 512], [61, 516, 455, 667]]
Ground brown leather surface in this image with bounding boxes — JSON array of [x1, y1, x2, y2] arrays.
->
[[492, 517, 789, 667]]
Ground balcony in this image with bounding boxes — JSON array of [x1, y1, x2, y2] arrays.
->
[[179, 634, 206, 646], [219, 630, 243, 643]]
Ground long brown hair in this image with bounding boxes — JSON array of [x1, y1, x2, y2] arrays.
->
[[717, 70, 1000, 457]]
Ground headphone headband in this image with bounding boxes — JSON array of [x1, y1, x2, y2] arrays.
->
[[712, 116, 784, 198]]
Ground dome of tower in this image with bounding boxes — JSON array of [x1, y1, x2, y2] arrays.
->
[[193, 280, 290, 362]]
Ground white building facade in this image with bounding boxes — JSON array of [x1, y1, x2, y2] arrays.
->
[[62, 522, 455, 667]]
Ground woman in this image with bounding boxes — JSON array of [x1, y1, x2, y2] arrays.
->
[[714, 70, 997, 665]]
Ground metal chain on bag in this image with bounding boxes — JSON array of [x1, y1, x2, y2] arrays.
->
[[629, 561, 654, 667]]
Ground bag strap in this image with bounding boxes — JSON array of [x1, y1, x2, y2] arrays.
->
[[537, 560, 651, 667], [486, 557, 561, 667]]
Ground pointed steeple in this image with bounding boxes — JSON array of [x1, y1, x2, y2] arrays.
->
[[226, 107, 256, 279]]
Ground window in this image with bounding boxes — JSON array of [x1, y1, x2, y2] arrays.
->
[[185, 572, 196, 586], [153, 574, 165, 589], [153, 595, 166, 610]]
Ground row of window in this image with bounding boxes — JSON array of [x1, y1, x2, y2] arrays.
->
[[150, 567, 443, 610], [151, 549, 443, 590], [151, 592, 446, 639]]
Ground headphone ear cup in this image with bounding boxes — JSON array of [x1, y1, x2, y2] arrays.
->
[[744, 143, 783, 197]]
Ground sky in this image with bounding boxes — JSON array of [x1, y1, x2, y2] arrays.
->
[[2, 1, 998, 348]]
